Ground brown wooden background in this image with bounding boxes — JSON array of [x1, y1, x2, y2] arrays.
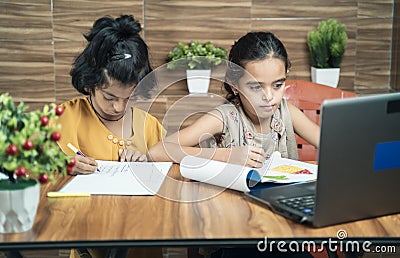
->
[[0, 0, 398, 113]]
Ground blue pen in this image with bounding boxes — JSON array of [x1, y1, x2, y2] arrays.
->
[[67, 143, 100, 172]]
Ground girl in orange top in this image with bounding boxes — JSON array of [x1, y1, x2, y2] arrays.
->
[[57, 15, 165, 175], [57, 14, 165, 258]]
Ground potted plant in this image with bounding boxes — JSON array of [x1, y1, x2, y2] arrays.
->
[[0, 93, 75, 233], [167, 40, 228, 94], [307, 18, 348, 88]]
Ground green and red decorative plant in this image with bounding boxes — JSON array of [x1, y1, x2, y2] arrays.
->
[[0, 93, 74, 187]]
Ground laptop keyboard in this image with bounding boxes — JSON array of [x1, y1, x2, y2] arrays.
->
[[278, 195, 315, 215]]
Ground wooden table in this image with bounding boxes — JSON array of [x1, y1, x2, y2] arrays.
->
[[1, 164, 399, 251]]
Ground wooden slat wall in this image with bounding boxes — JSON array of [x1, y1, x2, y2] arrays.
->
[[0, 0, 396, 110], [356, 0, 393, 91], [0, 0, 54, 110], [393, 0, 400, 91], [53, 0, 144, 105], [0, 0, 143, 110]]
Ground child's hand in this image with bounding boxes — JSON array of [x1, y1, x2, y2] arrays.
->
[[228, 146, 267, 168], [119, 149, 147, 162], [69, 155, 99, 175]]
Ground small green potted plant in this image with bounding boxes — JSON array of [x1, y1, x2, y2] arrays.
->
[[307, 19, 348, 87], [167, 40, 228, 94], [0, 93, 75, 233]]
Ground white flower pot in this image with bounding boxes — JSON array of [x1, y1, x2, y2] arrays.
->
[[186, 69, 211, 94], [311, 67, 340, 88], [0, 179, 40, 233]]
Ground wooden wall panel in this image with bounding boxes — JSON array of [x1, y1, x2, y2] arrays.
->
[[54, 41, 86, 103], [355, 17, 393, 91], [146, 18, 250, 95], [0, 41, 54, 99], [52, 0, 143, 104], [163, 95, 227, 134], [392, 0, 399, 91], [146, 0, 251, 19], [252, 0, 357, 19], [0, 40, 55, 107], [147, 69, 227, 97], [0, 0, 397, 114], [134, 97, 168, 123], [355, 0, 394, 92], [0, 0, 53, 111], [146, 20, 250, 68], [358, 0, 394, 17], [53, 0, 143, 41], [0, 0, 52, 40]]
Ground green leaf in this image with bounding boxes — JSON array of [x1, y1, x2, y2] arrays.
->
[[0, 93, 71, 184], [3, 160, 18, 171], [166, 40, 228, 70], [42, 104, 49, 114]]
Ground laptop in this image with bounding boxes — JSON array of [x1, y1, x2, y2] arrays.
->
[[245, 92, 400, 227]]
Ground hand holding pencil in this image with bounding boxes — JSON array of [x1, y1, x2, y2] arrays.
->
[[67, 143, 99, 175]]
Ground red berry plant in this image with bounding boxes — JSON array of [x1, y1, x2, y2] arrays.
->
[[0, 93, 74, 186]]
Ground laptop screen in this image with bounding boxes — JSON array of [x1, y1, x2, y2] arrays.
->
[[314, 92, 400, 226]]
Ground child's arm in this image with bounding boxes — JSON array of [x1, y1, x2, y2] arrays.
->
[[148, 110, 267, 167], [148, 110, 225, 162], [288, 102, 320, 148]]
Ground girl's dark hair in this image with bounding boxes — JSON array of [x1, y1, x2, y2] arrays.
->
[[70, 15, 154, 98], [224, 32, 291, 102]]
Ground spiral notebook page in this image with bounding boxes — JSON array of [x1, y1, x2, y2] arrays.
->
[[59, 161, 172, 195]]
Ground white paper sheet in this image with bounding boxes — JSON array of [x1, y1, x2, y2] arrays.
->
[[180, 156, 261, 192], [59, 161, 172, 195], [180, 151, 318, 192], [261, 152, 318, 183]]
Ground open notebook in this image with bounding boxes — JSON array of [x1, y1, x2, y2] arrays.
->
[[59, 161, 172, 195]]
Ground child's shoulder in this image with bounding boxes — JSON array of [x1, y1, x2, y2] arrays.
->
[[214, 103, 242, 124], [215, 103, 238, 113], [60, 97, 92, 116], [57, 97, 92, 125], [132, 107, 159, 123], [61, 97, 88, 109]]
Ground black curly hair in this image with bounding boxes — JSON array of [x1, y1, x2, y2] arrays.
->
[[70, 15, 154, 98]]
